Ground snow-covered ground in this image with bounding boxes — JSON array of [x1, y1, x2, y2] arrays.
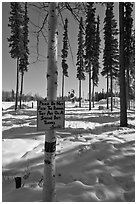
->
[[2, 99, 135, 202]]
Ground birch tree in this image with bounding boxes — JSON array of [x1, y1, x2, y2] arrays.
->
[[43, 2, 58, 202], [27, 2, 86, 201]]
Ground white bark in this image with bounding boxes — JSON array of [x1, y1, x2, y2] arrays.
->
[[47, 2, 58, 99], [43, 2, 58, 202]]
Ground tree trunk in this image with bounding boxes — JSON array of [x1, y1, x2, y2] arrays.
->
[[89, 64, 91, 110], [62, 73, 64, 99], [107, 73, 109, 109], [110, 72, 113, 111], [126, 68, 130, 109], [19, 71, 24, 109], [15, 57, 19, 110], [92, 80, 95, 108], [119, 2, 127, 127], [43, 2, 58, 202], [79, 79, 81, 108]]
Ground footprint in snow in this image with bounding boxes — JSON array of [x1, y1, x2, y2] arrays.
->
[[95, 188, 106, 201], [96, 154, 106, 161], [98, 172, 116, 185]]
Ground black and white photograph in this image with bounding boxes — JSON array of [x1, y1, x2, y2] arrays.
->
[[2, 2, 135, 202]]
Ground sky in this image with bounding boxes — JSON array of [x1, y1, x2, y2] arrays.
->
[[2, 2, 134, 99]]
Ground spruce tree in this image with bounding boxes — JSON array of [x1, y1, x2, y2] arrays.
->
[[101, 3, 119, 111], [85, 2, 96, 110], [76, 17, 85, 108], [119, 2, 127, 127], [124, 3, 133, 109], [61, 18, 69, 99], [8, 2, 24, 110], [129, 30, 135, 99], [19, 2, 29, 109]]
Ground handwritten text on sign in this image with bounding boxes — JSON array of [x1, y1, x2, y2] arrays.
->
[[37, 100, 65, 130]]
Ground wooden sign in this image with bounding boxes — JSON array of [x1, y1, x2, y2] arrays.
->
[[37, 100, 65, 131]]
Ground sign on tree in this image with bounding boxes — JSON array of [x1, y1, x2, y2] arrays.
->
[[37, 100, 65, 130]]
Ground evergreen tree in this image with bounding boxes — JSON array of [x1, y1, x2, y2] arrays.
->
[[92, 15, 101, 108], [85, 2, 96, 110], [101, 3, 119, 111], [76, 17, 85, 107], [124, 2, 133, 109], [8, 2, 24, 110], [19, 2, 29, 109], [129, 30, 135, 99], [119, 2, 127, 127], [61, 18, 69, 99]]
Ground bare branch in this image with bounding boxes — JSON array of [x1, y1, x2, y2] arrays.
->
[[34, 13, 48, 60], [29, 50, 46, 65], [65, 2, 80, 24], [29, 19, 41, 30], [29, 2, 88, 64], [28, 2, 48, 10], [41, 30, 48, 43], [37, 13, 48, 34], [28, 2, 48, 62]]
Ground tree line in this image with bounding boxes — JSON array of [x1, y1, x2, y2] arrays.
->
[[3, 88, 130, 103], [7, 2, 134, 112], [61, 3, 134, 113], [2, 90, 43, 102], [7, 2, 134, 119]]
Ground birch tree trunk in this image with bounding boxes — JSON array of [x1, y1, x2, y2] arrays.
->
[[43, 2, 58, 202], [119, 2, 127, 127], [15, 57, 19, 110]]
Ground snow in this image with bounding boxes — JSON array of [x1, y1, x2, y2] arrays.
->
[[2, 100, 135, 202]]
